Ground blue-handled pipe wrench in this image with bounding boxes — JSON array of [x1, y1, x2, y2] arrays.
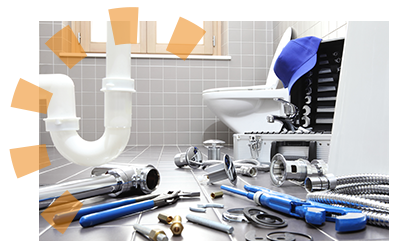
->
[[221, 185, 367, 232], [53, 191, 200, 227]]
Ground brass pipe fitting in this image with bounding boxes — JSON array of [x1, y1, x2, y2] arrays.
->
[[211, 191, 224, 199], [149, 229, 168, 241], [158, 213, 173, 224], [170, 215, 184, 236]]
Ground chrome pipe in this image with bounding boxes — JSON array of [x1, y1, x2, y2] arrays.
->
[[39, 164, 160, 209]]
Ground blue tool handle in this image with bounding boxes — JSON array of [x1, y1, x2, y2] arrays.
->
[[221, 185, 254, 199], [79, 200, 155, 227], [257, 192, 303, 218], [244, 185, 302, 202], [53, 197, 140, 224]]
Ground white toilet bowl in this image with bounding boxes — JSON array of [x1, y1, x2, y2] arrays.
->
[[203, 86, 289, 133], [202, 27, 293, 134]]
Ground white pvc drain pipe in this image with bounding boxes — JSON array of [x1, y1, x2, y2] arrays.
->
[[39, 22, 135, 166]]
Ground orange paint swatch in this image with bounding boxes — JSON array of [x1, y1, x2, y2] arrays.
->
[[10, 145, 51, 178], [45, 25, 86, 69], [109, 7, 139, 45], [41, 191, 83, 234], [11, 78, 52, 114], [167, 17, 206, 60]]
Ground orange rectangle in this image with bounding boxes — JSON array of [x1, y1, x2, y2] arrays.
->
[[167, 17, 206, 60], [109, 7, 139, 45]]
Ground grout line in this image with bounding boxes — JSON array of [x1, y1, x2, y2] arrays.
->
[[311, 224, 338, 241], [39, 162, 73, 175], [128, 145, 151, 163], [55, 167, 93, 184], [156, 145, 164, 168], [39, 224, 53, 237]]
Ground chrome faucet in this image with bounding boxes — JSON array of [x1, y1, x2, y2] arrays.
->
[[266, 98, 299, 132]]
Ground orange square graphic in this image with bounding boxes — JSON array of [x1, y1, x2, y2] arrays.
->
[[10, 145, 51, 178], [109, 7, 139, 45], [167, 17, 206, 60], [45, 25, 86, 69], [11, 78, 52, 114], [41, 191, 83, 234]]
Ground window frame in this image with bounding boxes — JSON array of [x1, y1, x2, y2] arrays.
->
[[71, 21, 221, 56]]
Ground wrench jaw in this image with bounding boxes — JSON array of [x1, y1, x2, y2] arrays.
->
[[334, 213, 367, 233], [305, 207, 326, 225], [304, 207, 367, 232]]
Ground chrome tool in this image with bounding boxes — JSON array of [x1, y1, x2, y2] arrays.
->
[[39, 163, 160, 210], [133, 224, 168, 241], [269, 153, 328, 186], [186, 214, 234, 234]]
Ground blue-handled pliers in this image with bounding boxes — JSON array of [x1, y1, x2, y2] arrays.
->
[[53, 191, 200, 227], [221, 185, 367, 232]]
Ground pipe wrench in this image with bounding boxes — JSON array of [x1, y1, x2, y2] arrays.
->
[[221, 185, 366, 232]]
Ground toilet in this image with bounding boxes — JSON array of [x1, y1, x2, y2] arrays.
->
[[202, 27, 293, 134]]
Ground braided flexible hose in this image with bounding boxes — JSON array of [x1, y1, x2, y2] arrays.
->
[[306, 192, 389, 227], [306, 173, 389, 228], [355, 194, 389, 203], [361, 209, 389, 228], [333, 184, 389, 195], [336, 174, 389, 186], [307, 192, 389, 212]]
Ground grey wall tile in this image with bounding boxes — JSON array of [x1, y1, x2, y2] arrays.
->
[[40, 20, 272, 146]]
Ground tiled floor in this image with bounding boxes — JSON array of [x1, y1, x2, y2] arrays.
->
[[39, 145, 389, 241]]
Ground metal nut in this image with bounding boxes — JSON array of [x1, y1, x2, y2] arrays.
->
[[158, 213, 173, 224], [170, 215, 184, 236]]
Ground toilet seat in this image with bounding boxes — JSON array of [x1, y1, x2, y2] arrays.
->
[[203, 86, 288, 99], [203, 85, 270, 93]]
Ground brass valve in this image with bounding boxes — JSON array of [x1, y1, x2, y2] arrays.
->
[[170, 215, 184, 236]]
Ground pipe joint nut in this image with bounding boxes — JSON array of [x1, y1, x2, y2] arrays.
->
[[170, 215, 184, 236]]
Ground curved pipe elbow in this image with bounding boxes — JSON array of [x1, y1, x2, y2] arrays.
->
[[50, 128, 130, 167]]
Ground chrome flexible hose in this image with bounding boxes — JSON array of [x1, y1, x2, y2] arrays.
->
[[361, 209, 389, 228], [307, 192, 389, 212], [306, 173, 389, 228], [333, 184, 389, 195], [307, 192, 389, 227], [336, 173, 389, 186], [355, 194, 389, 203]]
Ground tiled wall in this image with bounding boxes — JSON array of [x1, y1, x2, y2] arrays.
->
[[39, 21, 274, 146]]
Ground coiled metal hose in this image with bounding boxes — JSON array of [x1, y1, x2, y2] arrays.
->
[[335, 173, 389, 186], [306, 173, 389, 228]]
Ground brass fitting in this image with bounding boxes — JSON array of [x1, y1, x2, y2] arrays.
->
[[211, 191, 224, 199], [170, 215, 184, 236], [158, 213, 173, 224], [149, 229, 168, 241]]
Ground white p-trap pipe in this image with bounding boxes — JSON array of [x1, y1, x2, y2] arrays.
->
[[40, 22, 135, 166]]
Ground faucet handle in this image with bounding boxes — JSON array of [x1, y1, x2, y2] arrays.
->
[[273, 98, 298, 119], [266, 115, 275, 123]]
